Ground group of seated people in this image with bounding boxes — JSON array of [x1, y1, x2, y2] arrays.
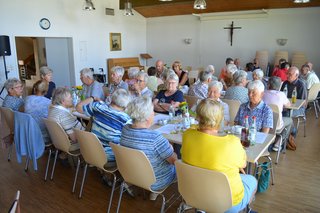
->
[[1, 56, 319, 213]]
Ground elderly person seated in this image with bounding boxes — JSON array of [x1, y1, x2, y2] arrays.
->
[[235, 80, 273, 133], [108, 66, 128, 94], [25, 80, 51, 144], [80, 68, 104, 100], [172, 61, 189, 87], [206, 65, 218, 80], [188, 70, 212, 99], [126, 67, 140, 91], [219, 57, 234, 82], [208, 81, 230, 126], [300, 64, 319, 90], [40, 66, 56, 99], [272, 58, 287, 76], [2, 78, 24, 111], [245, 62, 254, 81], [157, 69, 175, 92], [281, 66, 307, 117], [153, 73, 184, 114], [253, 69, 267, 90], [263, 76, 293, 151], [272, 62, 289, 82], [224, 70, 249, 104], [221, 64, 238, 91], [147, 66, 163, 92], [120, 96, 177, 200], [48, 87, 84, 151], [155, 60, 168, 78], [132, 71, 153, 98], [182, 99, 257, 213], [76, 89, 131, 161]]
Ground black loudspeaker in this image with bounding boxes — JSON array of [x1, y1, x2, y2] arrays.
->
[[0, 35, 11, 56]]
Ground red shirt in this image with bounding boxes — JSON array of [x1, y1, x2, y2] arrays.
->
[[272, 68, 287, 81]]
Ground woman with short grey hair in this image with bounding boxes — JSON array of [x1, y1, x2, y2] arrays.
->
[[235, 80, 273, 133], [153, 73, 184, 114], [40, 66, 56, 99], [207, 80, 230, 125], [188, 70, 212, 99], [2, 78, 24, 111], [224, 70, 249, 104], [253, 69, 267, 90], [48, 87, 84, 147], [80, 68, 94, 80], [76, 88, 131, 162], [121, 96, 177, 198], [107, 66, 128, 101]]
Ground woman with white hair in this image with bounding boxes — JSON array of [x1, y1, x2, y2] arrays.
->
[[224, 70, 249, 104], [153, 73, 184, 114], [76, 89, 131, 162], [2, 78, 24, 111], [188, 70, 212, 99], [253, 69, 267, 90], [48, 87, 84, 150], [120, 96, 177, 199], [207, 80, 230, 125], [126, 67, 140, 92], [40, 66, 56, 99], [108, 66, 128, 96], [221, 63, 238, 90], [234, 80, 273, 133], [132, 71, 153, 98], [182, 99, 257, 213], [80, 68, 104, 100]]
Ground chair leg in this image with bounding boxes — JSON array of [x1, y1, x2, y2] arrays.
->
[[44, 149, 52, 181], [177, 201, 186, 213], [266, 156, 274, 185], [7, 143, 13, 161], [160, 193, 166, 213], [314, 101, 318, 119], [116, 182, 125, 213], [79, 163, 88, 198], [275, 135, 283, 164], [72, 157, 81, 193], [303, 116, 306, 137], [24, 156, 29, 172], [107, 173, 117, 213], [50, 150, 59, 180]]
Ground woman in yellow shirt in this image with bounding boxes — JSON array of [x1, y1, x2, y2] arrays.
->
[[181, 99, 257, 213]]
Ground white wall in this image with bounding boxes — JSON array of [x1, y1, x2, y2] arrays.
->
[[147, 7, 320, 76], [0, 0, 146, 87]]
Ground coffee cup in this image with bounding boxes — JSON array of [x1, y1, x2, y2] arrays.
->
[[232, 125, 242, 135]]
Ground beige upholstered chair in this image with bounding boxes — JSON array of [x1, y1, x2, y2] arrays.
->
[[274, 51, 289, 67], [74, 129, 117, 213], [269, 104, 288, 164], [222, 99, 241, 125], [183, 95, 200, 108], [8, 190, 20, 213], [255, 50, 269, 73], [43, 118, 81, 193], [291, 51, 307, 70], [307, 83, 320, 119], [110, 143, 175, 213], [175, 160, 232, 213], [188, 70, 199, 85], [0, 107, 14, 161]]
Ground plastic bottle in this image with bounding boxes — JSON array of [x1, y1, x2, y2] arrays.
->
[[169, 103, 175, 120], [241, 116, 250, 147], [283, 85, 288, 97], [72, 89, 78, 107], [248, 116, 257, 145], [291, 87, 297, 104], [183, 111, 190, 129]]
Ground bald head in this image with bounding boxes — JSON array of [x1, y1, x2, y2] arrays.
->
[[155, 60, 165, 77]]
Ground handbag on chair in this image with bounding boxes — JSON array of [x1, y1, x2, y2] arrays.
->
[[286, 134, 297, 151]]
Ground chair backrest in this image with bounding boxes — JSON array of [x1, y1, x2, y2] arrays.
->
[[0, 107, 14, 133], [268, 103, 281, 131], [188, 70, 199, 84], [74, 129, 107, 170], [9, 190, 20, 213], [223, 99, 241, 124], [274, 51, 289, 67], [175, 160, 232, 212], [110, 143, 156, 190], [184, 95, 200, 107], [270, 111, 279, 134], [307, 83, 320, 102], [43, 118, 71, 153]]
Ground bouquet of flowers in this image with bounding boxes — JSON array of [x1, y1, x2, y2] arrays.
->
[[179, 102, 188, 114]]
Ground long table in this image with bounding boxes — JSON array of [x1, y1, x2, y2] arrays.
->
[[284, 99, 306, 117]]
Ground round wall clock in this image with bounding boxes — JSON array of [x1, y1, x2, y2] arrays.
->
[[39, 18, 51, 30]]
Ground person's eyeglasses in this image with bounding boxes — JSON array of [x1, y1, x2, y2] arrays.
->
[[136, 79, 144, 83], [12, 85, 23, 89]]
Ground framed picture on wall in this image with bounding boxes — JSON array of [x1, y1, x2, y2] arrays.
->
[[110, 33, 121, 51]]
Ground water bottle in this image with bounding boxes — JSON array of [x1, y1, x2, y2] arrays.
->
[[169, 103, 175, 120], [183, 111, 190, 129], [248, 116, 257, 145], [283, 85, 288, 97], [291, 87, 297, 104], [72, 89, 78, 107]]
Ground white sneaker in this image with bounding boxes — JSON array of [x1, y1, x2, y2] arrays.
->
[[149, 192, 159, 201]]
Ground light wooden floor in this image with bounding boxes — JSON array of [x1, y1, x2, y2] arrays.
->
[[1, 109, 319, 213]]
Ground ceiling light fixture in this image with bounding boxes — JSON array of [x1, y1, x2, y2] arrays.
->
[[293, 0, 310, 3], [124, 1, 134, 16], [194, 0, 207, 10], [83, 0, 95, 11]]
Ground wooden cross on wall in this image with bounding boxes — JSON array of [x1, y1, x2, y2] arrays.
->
[[223, 21, 242, 46]]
